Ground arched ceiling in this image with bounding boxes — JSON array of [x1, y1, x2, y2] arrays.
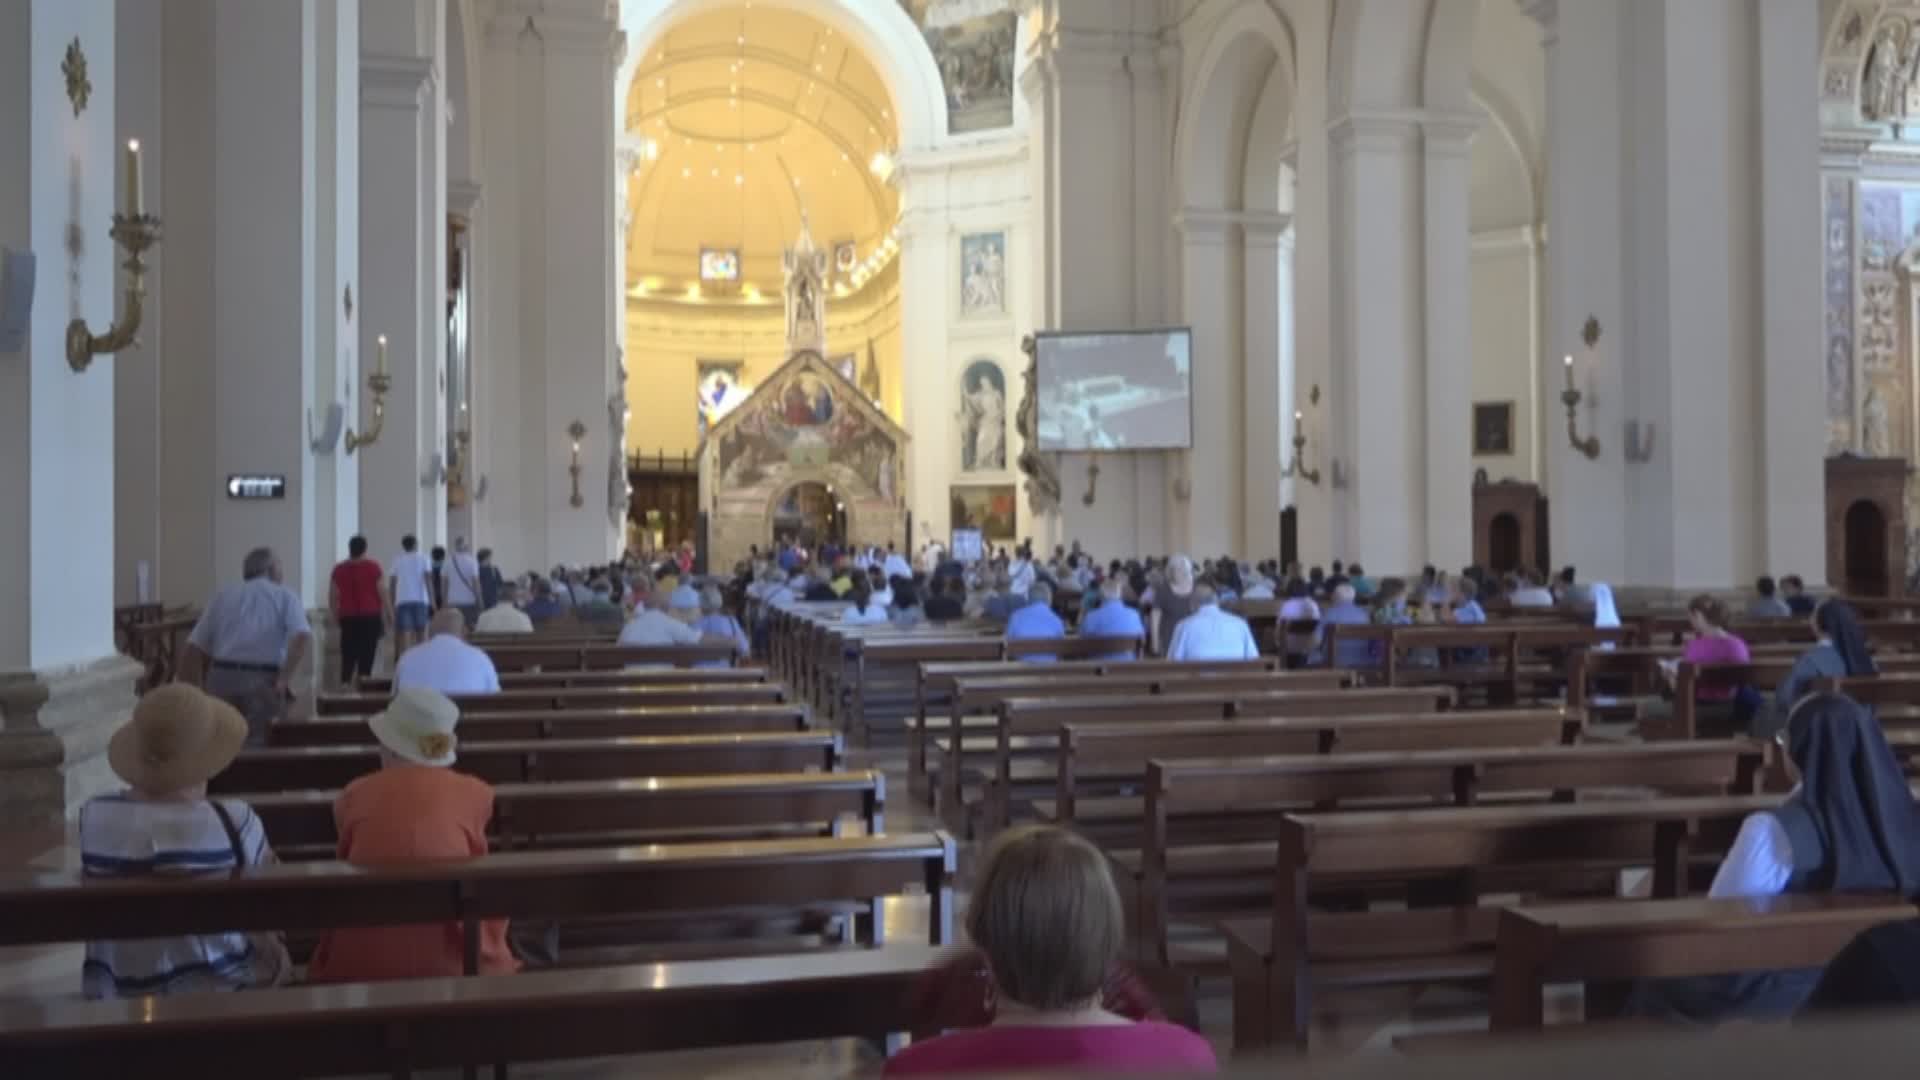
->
[[623, 3, 902, 303]]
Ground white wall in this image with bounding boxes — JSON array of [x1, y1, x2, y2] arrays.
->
[[1469, 235, 1539, 484]]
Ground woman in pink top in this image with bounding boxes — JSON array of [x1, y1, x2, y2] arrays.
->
[[1675, 595, 1752, 702], [886, 826, 1217, 1076]]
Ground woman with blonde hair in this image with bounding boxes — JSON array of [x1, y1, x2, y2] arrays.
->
[[1151, 555, 1199, 656], [888, 826, 1216, 1074]]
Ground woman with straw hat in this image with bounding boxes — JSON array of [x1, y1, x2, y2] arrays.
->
[[307, 687, 519, 981], [79, 684, 291, 998]]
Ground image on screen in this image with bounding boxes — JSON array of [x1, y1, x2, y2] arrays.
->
[[1035, 329, 1194, 452]]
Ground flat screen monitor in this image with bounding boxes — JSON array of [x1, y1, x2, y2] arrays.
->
[[1034, 328, 1193, 452]]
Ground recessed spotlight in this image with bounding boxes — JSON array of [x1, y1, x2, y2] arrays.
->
[[681, 167, 691, 178], [711, 168, 719, 178], [734, 174, 744, 185]]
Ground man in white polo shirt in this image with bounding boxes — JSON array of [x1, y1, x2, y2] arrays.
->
[[394, 608, 501, 695], [388, 534, 435, 662], [474, 581, 534, 634], [441, 537, 484, 628]]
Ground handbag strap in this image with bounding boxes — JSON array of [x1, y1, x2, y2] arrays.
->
[[207, 799, 249, 876]]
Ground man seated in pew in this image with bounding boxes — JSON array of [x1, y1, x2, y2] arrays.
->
[[1646, 596, 1753, 733], [523, 577, 563, 625], [692, 586, 751, 667], [1750, 576, 1793, 619], [841, 578, 892, 626], [1311, 583, 1373, 668], [394, 608, 501, 696], [473, 580, 533, 635], [1167, 584, 1257, 662], [80, 684, 292, 998], [308, 689, 521, 983], [1006, 582, 1068, 663], [1772, 600, 1878, 737], [1079, 576, 1145, 661], [924, 575, 967, 623], [885, 826, 1215, 1076], [617, 583, 705, 657], [1276, 578, 1321, 667], [1625, 694, 1920, 1024], [1782, 574, 1816, 617]]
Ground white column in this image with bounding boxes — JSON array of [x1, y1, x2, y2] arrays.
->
[[0, 0, 143, 823], [316, 1, 361, 585], [359, 0, 447, 554], [1243, 215, 1287, 560], [1756, 0, 1826, 582], [896, 204, 950, 545], [1173, 210, 1245, 557], [1534, 0, 1632, 585], [208, 0, 322, 603], [448, 182, 481, 550], [1420, 115, 1477, 573], [114, 0, 164, 607], [475, 16, 527, 567], [1328, 113, 1424, 574]]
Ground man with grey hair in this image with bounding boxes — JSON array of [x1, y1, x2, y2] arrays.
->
[[1006, 581, 1066, 663], [395, 607, 501, 695], [181, 546, 313, 745], [1166, 583, 1257, 661], [474, 580, 534, 635]]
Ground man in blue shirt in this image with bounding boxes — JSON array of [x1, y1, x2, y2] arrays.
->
[[1079, 577, 1144, 661], [1313, 584, 1373, 668], [1005, 582, 1067, 663], [1448, 577, 1490, 666]]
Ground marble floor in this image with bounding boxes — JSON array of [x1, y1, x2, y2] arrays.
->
[[0, 745, 1580, 1078]]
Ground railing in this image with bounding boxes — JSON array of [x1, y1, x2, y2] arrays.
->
[[627, 449, 698, 475]]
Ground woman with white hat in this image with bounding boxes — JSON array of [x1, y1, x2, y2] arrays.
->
[[307, 687, 519, 982], [79, 684, 291, 998]]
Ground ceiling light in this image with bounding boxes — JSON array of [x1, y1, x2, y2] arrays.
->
[[656, 78, 665, 88], [711, 168, 719, 178], [681, 167, 691, 178], [734, 173, 743, 185], [869, 151, 894, 181]]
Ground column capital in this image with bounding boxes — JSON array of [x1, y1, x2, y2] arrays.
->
[[362, 54, 436, 111], [1420, 110, 1482, 157], [1172, 208, 1290, 244], [449, 179, 483, 221], [1327, 110, 1422, 156]]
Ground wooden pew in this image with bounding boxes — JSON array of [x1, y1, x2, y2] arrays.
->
[[1489, 893, 1920, 1031], [1221, 794, 1778, 1051], [0, 831, 957, 962], [273, 703, 813, 747], [354, 666, 769, 694], [1132, 741, 1766, 971], [247, 771, 885, 854], [0, 945, 966, 1080], [478, 642, 740, 673], [911, 657, 1286, 798], [219, 730, 843, 793], [1043, 707, 1575, 826], [314, 682, 786, 717], [979, 686, 1452, 832], [934, 668, 1350, 819]]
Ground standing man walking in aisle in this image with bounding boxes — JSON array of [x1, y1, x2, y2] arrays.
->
[[179, 547, 312, 746], [389, 534, 435, 662], [443, 537, 483, 629], [329, 536, 385, 686]]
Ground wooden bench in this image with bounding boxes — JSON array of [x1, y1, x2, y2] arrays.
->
[[0, 945, 966, 1079], [273, 703, 814, 747], [0, 831, 956, 964], [1220, 794, 1778, 1051], [934, 669, 1351, 819], [247, 771, 885, 854], [477, 642, 742, 673], [1042, 707, 1576, 827], [314, 683, 787, 717], [354, 666, 769, 693], [844, 633, 1143, 746], [1131, 741, 1765, 971], [219, 731, 844, 793], [1490, 893, 1920, 1030], [976, 686, 1452, 832]]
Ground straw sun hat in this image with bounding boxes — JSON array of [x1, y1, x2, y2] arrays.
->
[[108, 684, 248, 795], [367, 687, 460, 767]]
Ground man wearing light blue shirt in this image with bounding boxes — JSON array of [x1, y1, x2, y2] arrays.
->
[[1006, 582, 1067, 663], [1079, 577, 1145, 661], [1166, 585, 1258, 661], [1313, 584, 1373, 668]]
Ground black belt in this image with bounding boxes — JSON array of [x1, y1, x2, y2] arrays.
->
[[211, 660, 279, 675]]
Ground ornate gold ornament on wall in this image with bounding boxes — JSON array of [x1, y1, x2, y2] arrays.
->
[[568, 420, 589, 509], [1014, 334, 1061, 515], [69, 141, 161, 373], [63, 38, 91, 116], [345, 335, 392, 453], [1561, 317, 1602, 460], [1282, 384, 1324, 486]]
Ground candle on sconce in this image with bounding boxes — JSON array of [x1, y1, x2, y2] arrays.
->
[[1293, 409, 1304, 425], [376, 334, 388, 375], [124, 139, 144, 216], [1563, 353, 1574, 391]]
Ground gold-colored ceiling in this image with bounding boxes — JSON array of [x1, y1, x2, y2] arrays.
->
[[624, 4, 902, 303]]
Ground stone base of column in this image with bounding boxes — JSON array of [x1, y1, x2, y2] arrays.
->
[[0, 655, 144, 828], [307, 607, 338, 699]]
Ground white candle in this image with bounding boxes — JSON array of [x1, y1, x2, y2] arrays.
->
[[125, 139, 143, 216], [376, 334, 388, 375], [1563, 354, 1574, 390]]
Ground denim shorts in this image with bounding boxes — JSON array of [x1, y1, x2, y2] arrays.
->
[[394, 602, 430, 632]]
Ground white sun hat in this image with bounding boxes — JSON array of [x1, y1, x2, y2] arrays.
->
[[367, 687, 461, 767]]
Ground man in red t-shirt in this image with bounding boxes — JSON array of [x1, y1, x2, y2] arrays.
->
[[329, 535, 386, 686]]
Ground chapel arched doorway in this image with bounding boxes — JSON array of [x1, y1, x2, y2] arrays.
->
[[1844, 499, 1890, 597], [771, 481, 846, 550]]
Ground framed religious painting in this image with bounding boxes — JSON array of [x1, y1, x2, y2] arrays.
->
[[1473, 401, 1515, 456], [950, 484, 1017, 542]]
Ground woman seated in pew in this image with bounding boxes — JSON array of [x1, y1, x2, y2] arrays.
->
[[839, 578, 891, 626], [1772, 600, 1878, 738], [1626, 692, 1920, 1024], [307, 688, 520, 982], [1643, 596, 1753, 734], [888, 826, 1216, 1075], [79, 685, 292, 999]]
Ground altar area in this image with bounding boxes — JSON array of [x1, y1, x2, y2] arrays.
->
[[699, 223, 910, 570]]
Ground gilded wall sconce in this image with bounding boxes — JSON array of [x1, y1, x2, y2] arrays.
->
[[567, 420, 588, 509], [69, 140, 161, 372], [1282, 384, 1323, 486], [1561, 353, 1601, 460], [345, 335, 391, 454]]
